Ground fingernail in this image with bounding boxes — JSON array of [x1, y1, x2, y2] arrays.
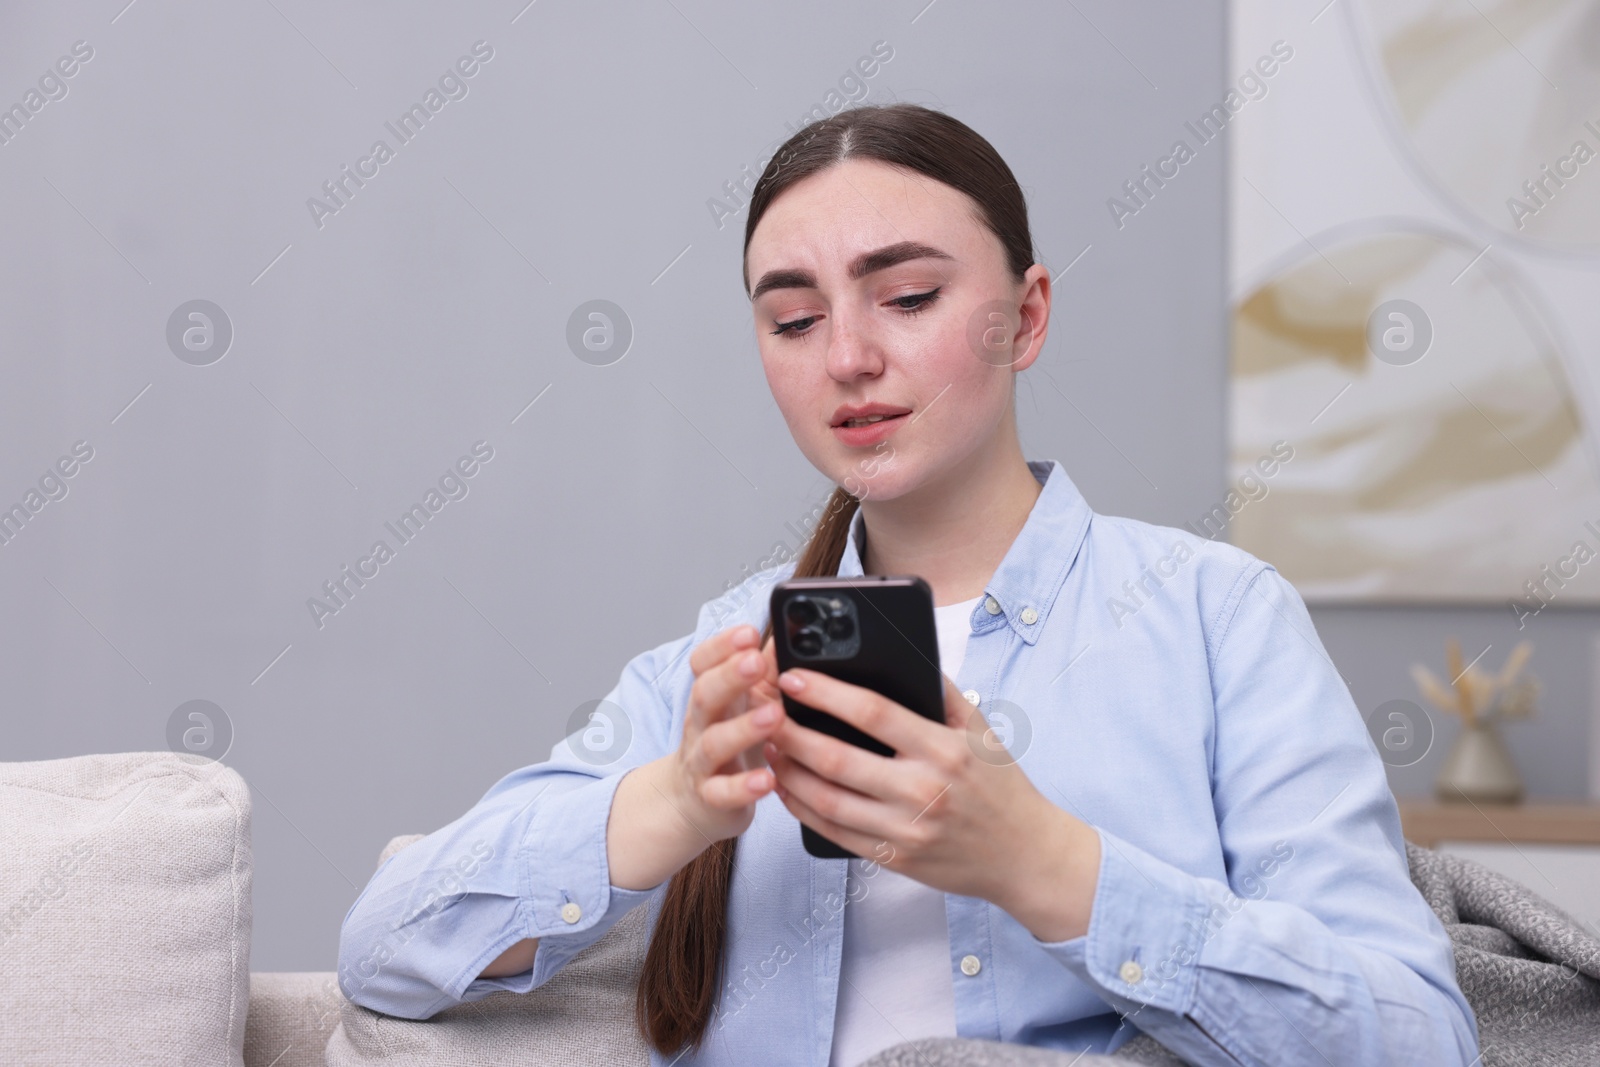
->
[[763, 741, 778, 761], [754, 703, 779, 725], [739, 651, 761, 675], [779, 670, 804, 692]]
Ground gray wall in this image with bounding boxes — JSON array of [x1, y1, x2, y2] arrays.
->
[[1, 0, 1587, 973]]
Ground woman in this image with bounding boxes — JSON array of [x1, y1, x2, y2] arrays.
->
[[338, 103, 1479, 1066]]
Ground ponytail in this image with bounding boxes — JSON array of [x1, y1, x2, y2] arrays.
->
[[637, 487, 859, 1054]]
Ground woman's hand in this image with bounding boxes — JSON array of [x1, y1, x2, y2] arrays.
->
[[762, 666, 1102, 942], [662, 623, 787, 843], [608, 623, 787, 893]]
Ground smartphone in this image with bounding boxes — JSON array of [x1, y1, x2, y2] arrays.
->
[[769, 575, 944, 860]]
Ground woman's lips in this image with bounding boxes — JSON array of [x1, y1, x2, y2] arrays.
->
[[831, 412, 908, 447]]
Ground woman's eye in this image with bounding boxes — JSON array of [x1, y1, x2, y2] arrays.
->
[[770, 289, 939, 337], [891, 288, 941, 314], [771, 315, 817, 336]]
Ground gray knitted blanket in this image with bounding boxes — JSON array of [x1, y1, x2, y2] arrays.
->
[[861, 843, 1600, 1067], [1405, 841, 1600, 1067]]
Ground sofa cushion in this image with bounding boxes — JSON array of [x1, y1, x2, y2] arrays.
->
[[0, 751, 252, 1065], [245, 972, 344, 1067], [325, 834, 652, 1066], [241, 838, 413, 1067]]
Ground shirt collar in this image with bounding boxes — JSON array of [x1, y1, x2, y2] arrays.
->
[[835, 458, 1092, 645]]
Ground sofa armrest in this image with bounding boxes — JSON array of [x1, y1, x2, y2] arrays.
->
[[246, 972, 343, 1067]]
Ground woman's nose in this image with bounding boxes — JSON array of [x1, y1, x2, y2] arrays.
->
[[824, 310, 885, 382]]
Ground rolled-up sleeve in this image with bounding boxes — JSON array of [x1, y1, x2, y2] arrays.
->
[[1033, 566, 1480, 1066], [337, 625, 700, 1020]]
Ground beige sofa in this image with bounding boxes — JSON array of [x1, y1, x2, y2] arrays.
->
[[0, 751, 335, 1066], [0, 751, 1173, 1066], [0, 751, 665, 1067], [243, 970, 345, 1067], [246, 834, 661, 1067]]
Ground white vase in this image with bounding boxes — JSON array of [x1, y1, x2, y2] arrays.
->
[[1434, 721, 1523, 804]]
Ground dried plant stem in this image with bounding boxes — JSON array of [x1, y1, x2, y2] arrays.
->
[[1446, 638, 1476, 728]]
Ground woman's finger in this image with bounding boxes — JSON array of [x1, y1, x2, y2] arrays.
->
[[689, 701, 786, 780], [687, 643, 769, 734], [696, 765, 777, 810], [771, 769, 881, 860], [767, 742, 898, 841], [688, 624, 759, 677], [767, 715, 901, 802], [939, 670, 976, 731], [750, 633, 782, 706], [776, 667, 944, 756]]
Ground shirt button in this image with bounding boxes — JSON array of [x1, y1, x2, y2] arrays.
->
[[1020, 606, 1038, 625], [560, 901, 582, 924], [1119, 960, 1143, 984], [960, 954, 981, 976], [962, 689, 980, 707], [984, 596, 1001, 615]]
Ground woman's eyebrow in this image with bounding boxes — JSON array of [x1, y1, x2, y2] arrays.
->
[[749, 241, 954, 301], [849, 240, 954, 280], [749, 268, 814, 302]]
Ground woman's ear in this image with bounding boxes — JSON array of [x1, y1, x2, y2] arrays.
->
[[1010, 264, 1051, 372]]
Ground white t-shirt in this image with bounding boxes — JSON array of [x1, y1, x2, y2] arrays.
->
[[828, 593, 984, 1067]]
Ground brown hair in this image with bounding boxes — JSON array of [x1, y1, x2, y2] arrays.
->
[[636, 102, 1035, 1055]]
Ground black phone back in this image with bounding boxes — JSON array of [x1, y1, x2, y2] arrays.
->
[[769, 575, 943, 860]]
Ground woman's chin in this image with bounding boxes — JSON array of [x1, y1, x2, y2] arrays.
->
[[837, 463, 913, 502]]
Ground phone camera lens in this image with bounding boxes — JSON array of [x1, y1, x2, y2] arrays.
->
[[786, 598, 822, 627], [824, 614, 854, 640], [794, 628, 823, 656]]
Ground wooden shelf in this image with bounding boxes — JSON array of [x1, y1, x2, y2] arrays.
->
[[1398, 801, 1600, 848]]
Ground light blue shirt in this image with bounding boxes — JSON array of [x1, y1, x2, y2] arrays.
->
[[338, 459, 1480, 1066]]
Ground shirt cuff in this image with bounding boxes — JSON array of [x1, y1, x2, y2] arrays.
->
[[1031, 824, 1214, 1015], [454, 766, 663, 997], [456, 880, 661, 1000]]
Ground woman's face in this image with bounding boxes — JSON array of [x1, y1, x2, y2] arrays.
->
[[745, 157, 1047, 501]]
